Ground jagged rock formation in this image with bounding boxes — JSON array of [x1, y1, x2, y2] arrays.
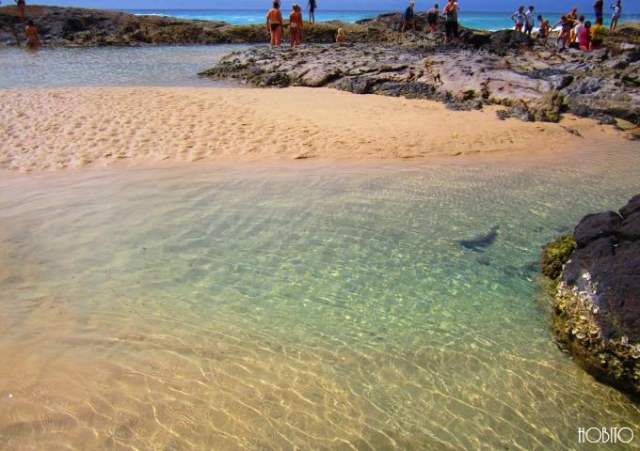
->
[[200, 32, 639, 126], [544, 195, 640, 398], [0, 5, 376, 46]]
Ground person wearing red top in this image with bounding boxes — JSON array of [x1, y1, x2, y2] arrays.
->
[[579, 20, 591, 50]]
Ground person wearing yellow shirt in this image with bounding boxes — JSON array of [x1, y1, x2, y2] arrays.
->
[[589, 16, 606, 50]]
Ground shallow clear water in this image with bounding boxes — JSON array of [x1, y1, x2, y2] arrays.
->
[[1, 143, 639, 450], [0, 45, 247, 89]]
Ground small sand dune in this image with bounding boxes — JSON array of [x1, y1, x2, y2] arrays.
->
[[0, 86, 623, 171]]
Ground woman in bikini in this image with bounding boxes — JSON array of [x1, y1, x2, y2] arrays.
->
[[552, 15, 574, 49], [266, 1, 284, 46], [289, 4, 303, 47]]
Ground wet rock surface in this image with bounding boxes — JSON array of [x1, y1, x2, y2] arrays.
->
[[548, 194, 640, 398]]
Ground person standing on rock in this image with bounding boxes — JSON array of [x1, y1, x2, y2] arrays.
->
[[14, 0, 26, 22], [552, 15, 575, 49], [537, 14, 550, 45], [402, 2, 416, 34], [579, 20, 591, 50], [266, 1, 284, 46], [610, 0, 621, 31], [593, 0, 604, 21], [511, 5, 526, 32], [426, 4, 439, 33], [524, 5, 535, 36], [307, 0, 316, 24], [289, 3, 303, 47], [442, 0, 460, 44], [590, 16, 607, 48]]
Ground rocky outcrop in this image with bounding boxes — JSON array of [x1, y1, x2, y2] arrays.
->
[[547, 194, 640, 398], [200, 31, 640, 126], [2, 6, 638, 127], [0, 5, 376, 46]]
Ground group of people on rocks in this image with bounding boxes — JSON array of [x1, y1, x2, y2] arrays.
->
[[266, 0, 319, 47], [513, 1, 622, 51], [398, 0, 623, 51], [402, 0, 461, 43]]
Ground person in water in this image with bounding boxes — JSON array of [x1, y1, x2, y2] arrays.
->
[[24, 19, 41, 50], [266, 1, 284, 46], [289, 3, 303, 47]]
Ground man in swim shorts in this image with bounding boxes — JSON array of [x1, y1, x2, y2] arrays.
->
[[266, 1, 284, 46]]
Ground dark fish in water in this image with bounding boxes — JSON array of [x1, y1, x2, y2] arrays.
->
[[459, 225, 499, 251]]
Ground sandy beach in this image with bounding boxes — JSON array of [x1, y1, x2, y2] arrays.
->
[[0, 86, 628, 172]]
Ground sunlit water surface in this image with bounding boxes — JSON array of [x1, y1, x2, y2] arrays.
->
[[1, 143, 639, 450]]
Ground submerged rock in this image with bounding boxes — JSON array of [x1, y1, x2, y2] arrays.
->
[[545, 194, 640, 398]]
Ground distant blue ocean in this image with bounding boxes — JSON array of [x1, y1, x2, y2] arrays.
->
[[126, 8, 639, 31]]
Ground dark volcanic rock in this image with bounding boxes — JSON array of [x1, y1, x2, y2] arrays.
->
[[548, 194, 640, 397], [0, 5, 372, 46], [200, 34, 639, 125]]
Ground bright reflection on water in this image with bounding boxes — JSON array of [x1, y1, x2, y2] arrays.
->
[[0, 45, 247, 88], [1, 144, 639, 450]]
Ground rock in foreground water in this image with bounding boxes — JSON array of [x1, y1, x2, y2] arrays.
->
[[548, 194, 640, 398]]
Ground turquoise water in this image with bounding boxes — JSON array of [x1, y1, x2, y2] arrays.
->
[[126, 8, 640, 31], [1, 151, 639, 450]]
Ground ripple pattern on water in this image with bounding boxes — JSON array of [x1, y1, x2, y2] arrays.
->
[[0, 45, 248, 89], [1, 145, 640, 450]]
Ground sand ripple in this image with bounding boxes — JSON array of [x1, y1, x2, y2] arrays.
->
[[0, 87, 620, 172]]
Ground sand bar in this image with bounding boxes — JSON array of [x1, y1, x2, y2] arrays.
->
[[0, 86, 626, 172]]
